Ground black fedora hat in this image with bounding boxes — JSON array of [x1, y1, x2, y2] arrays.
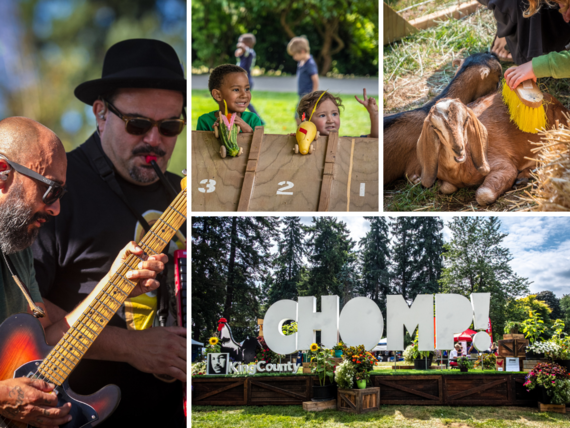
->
[[74, 39, 186, 106]]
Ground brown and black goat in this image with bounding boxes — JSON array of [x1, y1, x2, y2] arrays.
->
[[417, 93, 570, 205], [384, 52, 502, 184]]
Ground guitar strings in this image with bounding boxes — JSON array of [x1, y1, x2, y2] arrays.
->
[[2, 189, 185, 427]]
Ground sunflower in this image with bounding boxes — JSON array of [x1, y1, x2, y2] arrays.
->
[[209, 337, 219, 346], [310, 343, 319, 352]]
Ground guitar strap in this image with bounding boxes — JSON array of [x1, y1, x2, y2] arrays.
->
[[80, 134, 171, 327], [1, 251, 45, 318]]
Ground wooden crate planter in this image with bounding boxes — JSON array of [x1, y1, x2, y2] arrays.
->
[[337, 387, 380, 414], [374, 375, 443, 405], [503, 334, 525, 340], [444, 375, 510, 405], [498, 339, 528, 357], [192, 129, 379, 212], [538, 402, 566, 413]]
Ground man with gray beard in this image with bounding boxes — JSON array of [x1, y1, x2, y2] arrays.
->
[[0, 117, 167, 427], [32, 39, 186, 427]]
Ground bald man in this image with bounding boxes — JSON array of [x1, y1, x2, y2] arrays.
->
[[0, 117, 168, 427]]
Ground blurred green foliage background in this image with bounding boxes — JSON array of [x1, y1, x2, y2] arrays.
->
[[0, 0, 186, 175], [191, 0, 378, 77]]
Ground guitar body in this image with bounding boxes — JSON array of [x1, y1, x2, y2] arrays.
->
[[0, 314, 120, 428]]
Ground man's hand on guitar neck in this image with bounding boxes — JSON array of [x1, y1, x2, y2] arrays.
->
[[109, 241, 169, 298], [0, 378, 72, 428]]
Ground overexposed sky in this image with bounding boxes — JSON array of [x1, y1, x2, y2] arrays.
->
[[297, 216, 570, 297]]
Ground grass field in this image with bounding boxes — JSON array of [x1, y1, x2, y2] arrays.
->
[[191, 90, 374, 137], [382, 7, 570, 212], [192, 405, 570, 427]]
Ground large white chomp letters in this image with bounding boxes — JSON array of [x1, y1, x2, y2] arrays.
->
[[263, 293, 491, 353], [387, 294, 433, 351]]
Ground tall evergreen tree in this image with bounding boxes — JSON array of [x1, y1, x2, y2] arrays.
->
[[191, 217, 230, 342], [412, 217, 444, 294], [267, 217, 306, 305], [307, 217, 354, 305], [390, 217, 417, 301], [359, 217, 391, 314], [439, 217, 531, 335], [222, 217, 280, 340]]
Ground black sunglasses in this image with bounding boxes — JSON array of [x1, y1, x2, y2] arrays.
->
[[3, 157, 67, 205], [104, 100, 186, 137]]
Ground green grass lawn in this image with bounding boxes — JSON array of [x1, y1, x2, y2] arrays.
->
[[192, 405, 570, 427], [192, 90, 374, 137]]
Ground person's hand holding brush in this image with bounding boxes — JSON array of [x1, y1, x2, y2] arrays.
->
[[504, 62, 536, 90]]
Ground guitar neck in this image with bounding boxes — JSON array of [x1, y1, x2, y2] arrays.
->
[[37, 186, 187, 385]]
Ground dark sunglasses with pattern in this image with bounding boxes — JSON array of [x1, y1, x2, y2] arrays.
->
[[104, 99, 186, 137], [1, 156, 66, 205]]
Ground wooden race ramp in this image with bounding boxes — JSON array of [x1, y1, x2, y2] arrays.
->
[[192, 127, 378, 212]]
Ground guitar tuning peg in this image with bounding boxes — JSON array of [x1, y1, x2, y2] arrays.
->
[[182, 169, 187, 176]]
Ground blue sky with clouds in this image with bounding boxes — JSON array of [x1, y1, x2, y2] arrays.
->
[[299, 216, 570, 297]]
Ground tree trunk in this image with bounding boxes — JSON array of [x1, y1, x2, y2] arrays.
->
[[223, 217, 238, 322]]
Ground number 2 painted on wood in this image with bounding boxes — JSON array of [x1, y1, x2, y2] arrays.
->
[[276, 181, 294, 195]]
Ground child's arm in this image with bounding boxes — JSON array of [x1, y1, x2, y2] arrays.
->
[[235, 42, 246, 57], [355, 88, 378, 138], [506, 50, 570, 89], [311, 74, 319, 92]]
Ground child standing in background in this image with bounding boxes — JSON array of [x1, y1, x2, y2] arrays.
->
[[235, 33, 264, 123], [287, 36, 319, 124]]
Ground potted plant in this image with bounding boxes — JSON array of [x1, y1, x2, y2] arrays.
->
[[409, 332, 435, 370], [310, 343, 336, 401], [524, 362, 570, 405], [550, 320, 570, 371], [504, 321, 522, 335], [521, 311, 547, 358], [457, 356, 474, 373], [333, 341, 345, 358], [344, 345, 377, 389]]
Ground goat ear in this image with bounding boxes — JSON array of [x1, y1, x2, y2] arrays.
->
[[417, 114, 441, 188], [466, 107, 490, 176]]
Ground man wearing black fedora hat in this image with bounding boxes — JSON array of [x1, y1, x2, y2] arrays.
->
[[32, 39, 186, 427]]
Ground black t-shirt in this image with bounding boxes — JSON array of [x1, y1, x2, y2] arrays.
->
[[479, 0, 570, 64], [32, 133, 186, 427]]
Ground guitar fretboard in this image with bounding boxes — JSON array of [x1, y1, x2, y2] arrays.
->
[[37, 186, 186, 385]]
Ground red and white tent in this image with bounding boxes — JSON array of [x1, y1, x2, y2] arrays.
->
[[453, 328, 477, 342]]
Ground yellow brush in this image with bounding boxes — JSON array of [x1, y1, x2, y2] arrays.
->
[[502, 78, 546, 134]]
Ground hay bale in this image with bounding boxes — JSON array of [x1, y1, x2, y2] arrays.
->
[[528, 117, 570, 211]]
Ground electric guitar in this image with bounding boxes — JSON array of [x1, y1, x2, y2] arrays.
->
[[0, 177, 187, 428]]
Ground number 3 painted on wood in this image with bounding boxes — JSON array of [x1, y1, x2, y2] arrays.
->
[[277, 181, 294, 195], [198, 179, 216, 193]]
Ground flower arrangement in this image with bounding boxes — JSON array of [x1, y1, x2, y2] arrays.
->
[[256, 336, 284, 363], [334, 360, 356, 389], [191, 361, 207, 376], [524, 320, 570, 360], [310, 343, 336, 386], [332, 341, 346, 351], [205, 336, 221, 354], [474, 353, 497, 370], [344, 345, 377, 384], [524, 362, 570, 404], [403, 345, 415, 363]]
